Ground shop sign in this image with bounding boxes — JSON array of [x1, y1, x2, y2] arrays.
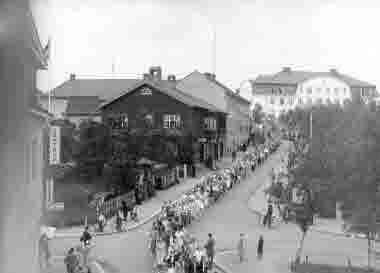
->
[[49, 126, 61, 164]]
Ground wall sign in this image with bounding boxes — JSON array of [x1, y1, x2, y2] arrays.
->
[[49, 126, 61, 164], [198, 137, 207, 143], [140, 87, 152, 95]]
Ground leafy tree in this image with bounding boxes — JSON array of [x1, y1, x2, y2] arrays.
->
[[252, 103, 264, 124], [74, 119, 112, 178]]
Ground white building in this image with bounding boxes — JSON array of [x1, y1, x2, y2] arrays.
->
[[240, 67, 377, 117]]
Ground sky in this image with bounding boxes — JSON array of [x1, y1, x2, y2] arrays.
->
[[32, 0, 380, 100]]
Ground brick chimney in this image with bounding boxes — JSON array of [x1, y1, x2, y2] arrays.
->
[[167, 75, 176, 88], [282, 67, 291, 73], [204, 72, 216, 81], [143, 73, 152, 80], [149, 66, 162, 81], [70, 73, 76, 80]]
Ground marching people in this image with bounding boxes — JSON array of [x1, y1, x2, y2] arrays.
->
[[121, 200, 129, 222], [266, 203, 273, 228], [237, 233, 246, 263], [257, 235, 264, 260], [144, 140, 280, 273]]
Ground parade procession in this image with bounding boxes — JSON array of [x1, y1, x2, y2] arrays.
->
[[147, 140, 281, 273]]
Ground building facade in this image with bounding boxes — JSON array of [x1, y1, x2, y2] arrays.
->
[[177, 71, 251, 154], [0, 2, 50, 273], [241, 67, 377, 117], [99, 68, 227, 164]]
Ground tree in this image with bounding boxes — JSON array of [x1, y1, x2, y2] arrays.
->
[[252, 103, 264, 124], [74, 119, 112, 178]]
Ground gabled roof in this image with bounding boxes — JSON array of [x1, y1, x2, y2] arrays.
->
[[51, 78, 141, 100], [251, 69, 375, 88], [180, 71, 251, 105], [207, 77, 251, 105], [65, 97, 102, 116], [99, 79, 226, 113]]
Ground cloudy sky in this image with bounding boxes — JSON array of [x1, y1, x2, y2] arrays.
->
[[33, 0, 380, 99]]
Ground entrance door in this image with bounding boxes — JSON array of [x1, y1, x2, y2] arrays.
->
[[214, 143, 218, 160], [200, 143, 205, 162], [220, 142, 224, 158]]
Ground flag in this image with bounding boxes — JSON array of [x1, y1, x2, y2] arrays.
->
[[43, 38, 51, 63]]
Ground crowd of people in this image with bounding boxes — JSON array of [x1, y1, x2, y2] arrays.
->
[[147, 140, 281, 273]]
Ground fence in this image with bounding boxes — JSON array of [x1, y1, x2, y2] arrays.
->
[[97, 191, 136, 219]]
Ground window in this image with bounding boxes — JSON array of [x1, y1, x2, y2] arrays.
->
[[140, 87, 152, 95], [288, 97, 294, 105], [334, 98, 340, 104], [270, 97, 275, 104], [361, 88, 365, 97], [326, 98, 332, 104], [317, 87, 322, 93], [307, 98, 313, 104], [279, 98, 285, 105], [163, 114, 181, 128], [343, 88, 347, 95], [307, 87, 312, 94], [298, 98, 303, 105], [334, 88, 339, 95], [145, 114, 154, 127], [299, 88, 303, 94], [317, 98, 323, 104], [326, 88, 330, 94], [204, 117, 217, 130], [110, 114, 128, 129]]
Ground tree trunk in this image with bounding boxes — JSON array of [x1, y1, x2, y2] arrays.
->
[[295, 231, 306, 263]]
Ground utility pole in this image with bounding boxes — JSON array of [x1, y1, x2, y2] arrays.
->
[[309, 111, 313, 141], [212, 23, 216, 75]]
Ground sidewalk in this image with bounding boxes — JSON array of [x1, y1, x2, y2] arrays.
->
[[55, 151, 247, 238]]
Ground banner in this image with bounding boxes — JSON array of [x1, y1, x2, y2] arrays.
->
[[49, 126, 61, 164]]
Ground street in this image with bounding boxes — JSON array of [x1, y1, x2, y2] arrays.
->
[[51, 142, 375, 273]]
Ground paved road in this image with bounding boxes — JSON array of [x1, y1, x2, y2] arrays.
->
[[187, 142, 375, 273]]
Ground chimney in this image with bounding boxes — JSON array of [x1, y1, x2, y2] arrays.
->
[[330, 68, 338, 74], [204, 72, 216, 81], [143, 73, 152, 80], [167, 75, 176, 82], [282, 67, 291, 73], [167, 75, 176, 88], [236, 88, 240, 95], [70, 73, 76, 80], [149, 66, 162, 81]]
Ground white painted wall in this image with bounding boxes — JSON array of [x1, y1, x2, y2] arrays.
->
[[250, 76, 352, 117], [297, 77, 351, 106]]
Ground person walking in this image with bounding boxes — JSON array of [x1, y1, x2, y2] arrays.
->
[[80, 226, 92, 246], [204, 233, 215, 270], [97, 213, 105, 233], [257, 235, 264, 260], [267, 203, 273, 228], [237, 233, 246, 263], [64, 248, 79, 273], [38, 232, 51, 270]]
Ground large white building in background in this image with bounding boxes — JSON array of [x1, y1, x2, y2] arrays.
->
[[240, 67, 377, 117]]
